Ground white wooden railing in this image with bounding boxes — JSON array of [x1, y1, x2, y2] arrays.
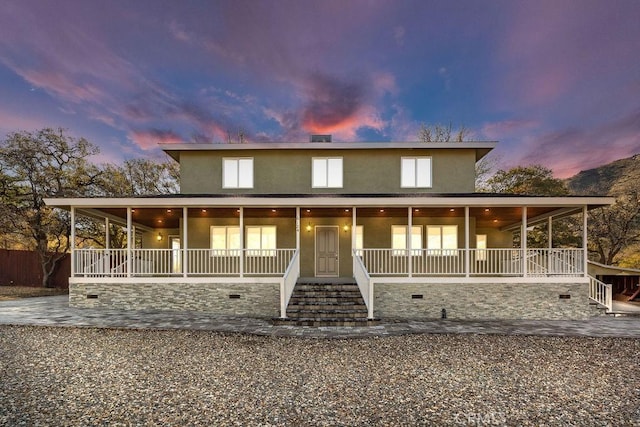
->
[[589, 276, 612, 312], [358, 248, 584, 277], [353, 249, 373, 318], [281, 249, 300, 318], [74, 248, 297, 277]]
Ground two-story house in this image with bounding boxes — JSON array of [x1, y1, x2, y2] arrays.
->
[[45, 140, 614, 323]]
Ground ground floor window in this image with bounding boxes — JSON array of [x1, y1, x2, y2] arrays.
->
[[427, 225, 458, 255], [210, 226, 241, 255], [246, 225, 277, 256], [476, 234, 487, 261], [392, 225, 422, 255]]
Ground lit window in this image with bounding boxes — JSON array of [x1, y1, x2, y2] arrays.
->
[[246, 226, 276, 256], [427, 225, 458, 255], [401, 157, 432, 188], [312, 157, 343, 188], [354, 225, 364, 256], [223, 158, 253, 188], [476, 234, 487, 261], [210, 226, 241, 255], [391, 225, 422, 256]]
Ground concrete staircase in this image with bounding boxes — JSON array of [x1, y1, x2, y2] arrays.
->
[[273, 281, 379, 326]]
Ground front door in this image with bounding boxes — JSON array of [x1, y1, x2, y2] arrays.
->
[[316, 226, 339, 276]]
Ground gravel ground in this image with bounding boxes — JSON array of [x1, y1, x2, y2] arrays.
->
[[1, 326, 638, 426]]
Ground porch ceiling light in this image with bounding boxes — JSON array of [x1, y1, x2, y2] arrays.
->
[[166, 209, 172, 213], [379, 209, 385, 213], [485, 208, 490, 212], [202, 209, 207, 213], [449, 208, 455, 212]]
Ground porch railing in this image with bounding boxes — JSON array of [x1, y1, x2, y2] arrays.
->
[[281, 249, 300, 317], [357, 248, 584, 277], [588, 276, 612, 312], [74, 248, 297, 277]]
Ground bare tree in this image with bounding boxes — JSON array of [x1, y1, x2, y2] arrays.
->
[[418, 122, 469, 142]]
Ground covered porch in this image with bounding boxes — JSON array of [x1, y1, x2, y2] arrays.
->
[[46, 195, 612, 319]]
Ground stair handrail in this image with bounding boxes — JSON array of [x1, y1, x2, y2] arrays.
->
[[588, 275, 613, 312], [353, 249, 373, 319], [281, 249, 300, 318]]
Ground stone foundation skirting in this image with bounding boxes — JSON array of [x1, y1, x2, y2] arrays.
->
[[373, 282, 592, 320], [69, 281, 280, 318]]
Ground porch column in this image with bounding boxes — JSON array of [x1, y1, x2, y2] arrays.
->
[[464, 206, 470, 277], [407, 207, 413, 277], [70, 206, 76, 278], [295, 207, 301, 273], [126, 207, 132, 278], [548, 216, 553, 249], [583, 205, 588, 277], [522, 206, 527, 277], [183, 207, 188, 278], [351, 207, 356, 254], [239, 207, 244, 277], [105, 217, 110, 249]]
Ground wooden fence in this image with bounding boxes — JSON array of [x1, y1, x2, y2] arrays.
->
[[0, 249, 70, 288]]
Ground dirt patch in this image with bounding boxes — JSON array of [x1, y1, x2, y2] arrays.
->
[[0, 286, 68, 301]]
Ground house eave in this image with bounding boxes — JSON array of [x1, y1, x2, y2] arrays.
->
[[44, 195, 615, 210]]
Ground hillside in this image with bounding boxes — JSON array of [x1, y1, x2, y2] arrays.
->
[[566, 153, 640, 196]]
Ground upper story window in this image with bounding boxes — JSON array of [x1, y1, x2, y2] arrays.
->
[[401, 157, 432, 188], [223, 158, 253, 188], [312, 157, 343, 188]]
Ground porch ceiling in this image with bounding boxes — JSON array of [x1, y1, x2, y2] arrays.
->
[[92, 206, 567, 230]]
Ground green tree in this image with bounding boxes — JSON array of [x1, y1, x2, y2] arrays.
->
[[0, 128, 100, 286], [485, 165, 569, 195]]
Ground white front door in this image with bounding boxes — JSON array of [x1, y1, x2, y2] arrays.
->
[[316, 226, 339, 276]]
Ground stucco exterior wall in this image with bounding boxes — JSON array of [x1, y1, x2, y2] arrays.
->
[[373, 281, 591, 320], [69, 282, 280, 317], [179, 148, 477, 195]]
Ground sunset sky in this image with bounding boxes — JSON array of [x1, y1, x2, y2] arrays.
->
[[0, 0, 638, 177]]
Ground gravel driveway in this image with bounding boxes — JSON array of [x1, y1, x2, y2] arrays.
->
[[1, 325, 638, 426]]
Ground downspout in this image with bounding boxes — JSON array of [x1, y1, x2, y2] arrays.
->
[[522, 206, 527, 277], [70, 207, 75, 278], [465, 206, 470, 277], [183, 207, 188, 278], [583, 205, 588, 277]]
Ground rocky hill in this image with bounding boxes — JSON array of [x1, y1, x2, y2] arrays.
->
[[566, 153, 640, 196]]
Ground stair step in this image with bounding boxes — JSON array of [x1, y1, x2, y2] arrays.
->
[[287, 303, 367, 309], [291, 291, 363, 298], [295, 284, 360, 291], [288, 297, 364, 304], [272, 318, 381, 327]]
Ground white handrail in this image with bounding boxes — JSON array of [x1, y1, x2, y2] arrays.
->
[[281, 249, 300, 318], [589, 275, 612, 312], [353, 249, 373, 319]]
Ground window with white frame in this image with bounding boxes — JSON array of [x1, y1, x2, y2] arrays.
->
[[354, 225, 364, 256], [476, 234, 487, 261], [210, 226, 241, 255], [223, 158, 253, 188], [246, 226, 276, 256], [401, 157, 432, 188], [312, 157, 343, 188], [391, 225, 422, 256], [427, 225, 458, 255]]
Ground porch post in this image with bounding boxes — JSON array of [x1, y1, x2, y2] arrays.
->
[[464, 206, 470, 277], [126, 207, 132, 278], [407, 207, 413, 277], [583, 205, 588, 277], [70, 206, 76, 278], [105, 217, 110, 249], [239, 207, 244, 278], [522, 206, 527, 277], [183, 207, 188, 278], [295, 206, 301, 274], [548, 216, 553, 249]]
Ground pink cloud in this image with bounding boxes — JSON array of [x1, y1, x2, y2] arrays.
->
[[513, 111, 640, 178], [129, 129, 185, 150]]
